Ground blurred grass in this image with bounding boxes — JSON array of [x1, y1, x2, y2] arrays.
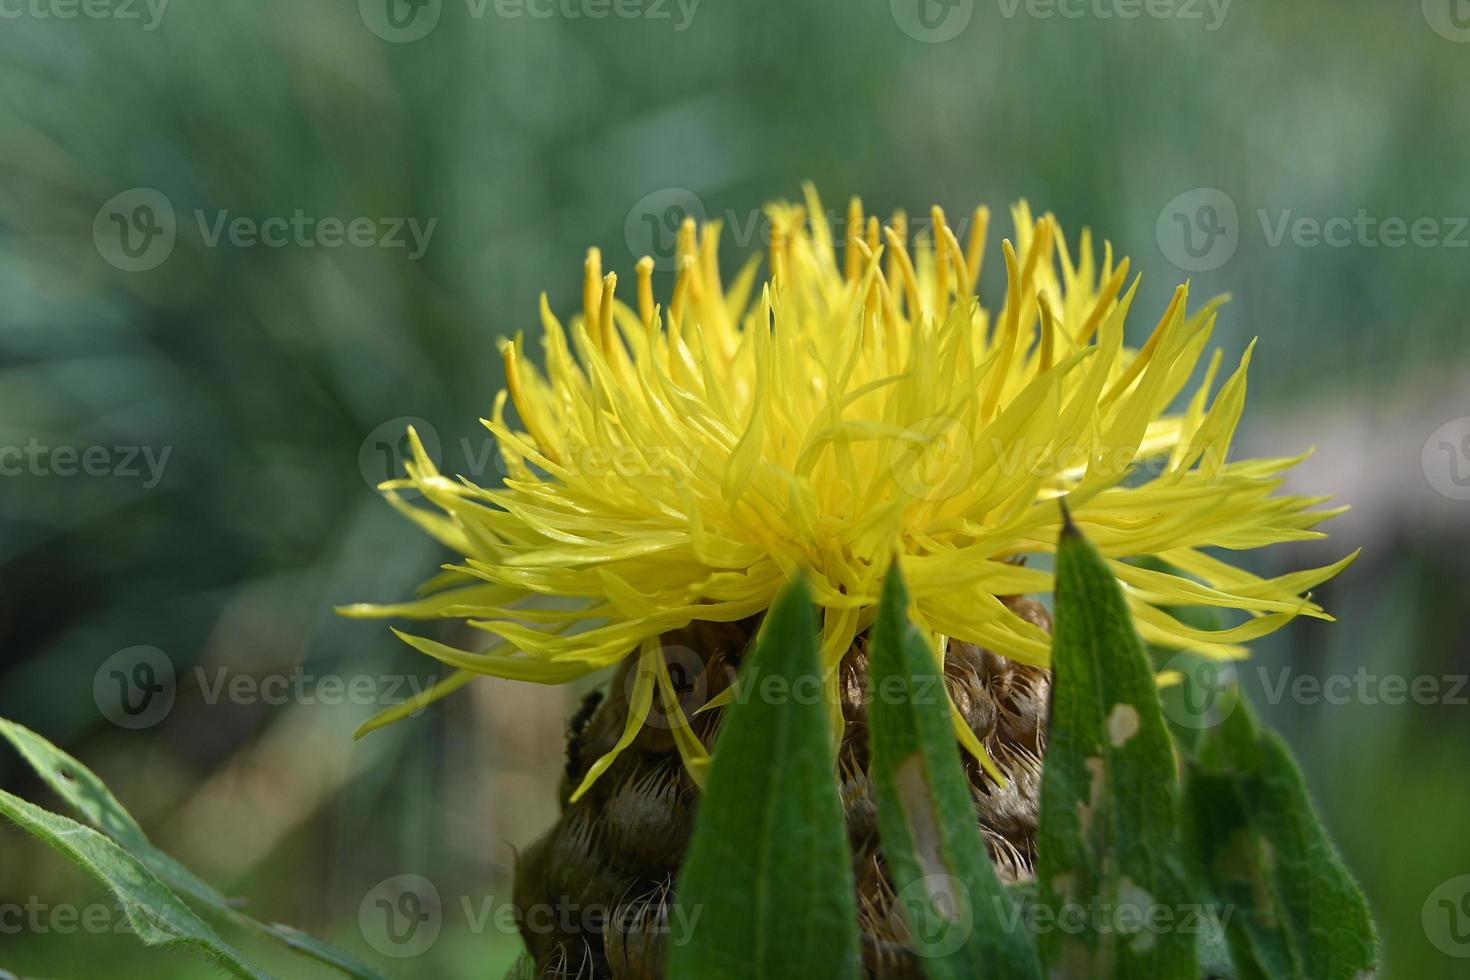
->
[[2, 1, 1468, 976]]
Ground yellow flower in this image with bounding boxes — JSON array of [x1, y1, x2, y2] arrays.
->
[[341, 185, 1353, 799]]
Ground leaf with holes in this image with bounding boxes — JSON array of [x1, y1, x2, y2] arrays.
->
[[1182, 692, 1378, 979], [1035, 515, 1197, 976]]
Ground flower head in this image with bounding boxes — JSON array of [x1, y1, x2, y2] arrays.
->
[[342, 185, 1353, 797]]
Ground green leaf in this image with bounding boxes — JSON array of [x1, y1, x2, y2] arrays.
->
[[1035, 515, 1197, 977], [669, 577, 861, 980], [0, 718, 388, 980], [0, 787, 268, 980], [866, 564, 1042, 979], [1182, 692, 1378, 979]]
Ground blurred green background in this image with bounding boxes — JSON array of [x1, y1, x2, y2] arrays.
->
[[2, 1, 1468, 976]]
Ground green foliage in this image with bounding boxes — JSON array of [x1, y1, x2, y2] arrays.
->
[[670, 518, 1378, 979], [867, 566, 1041, 978], [669, 577, 862, 980], [1035, 518, 1198, 976], [1182, 697, 1379, 979], [0, 786, 268, 979], [0, 522, 1378, 980], [0, 719, 387, 980]]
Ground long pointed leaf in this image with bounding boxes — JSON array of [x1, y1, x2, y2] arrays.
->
[[1182, 692, 1378, 979], [0, 788, 269, 980], [670, 577, 861, 979], [0, 719, 388, 980], [1036, 515, 1197, 976], [867, 564, 1043, 978]]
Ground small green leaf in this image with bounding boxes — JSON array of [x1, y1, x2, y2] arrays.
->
[[670, 577, 861, 980], [1182, 693, 1378, 979], [1036, 516, 1197, 977], [867, 564, 1042, 979], [0, 718, 388, 980], [0, 788, 268, 980]]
